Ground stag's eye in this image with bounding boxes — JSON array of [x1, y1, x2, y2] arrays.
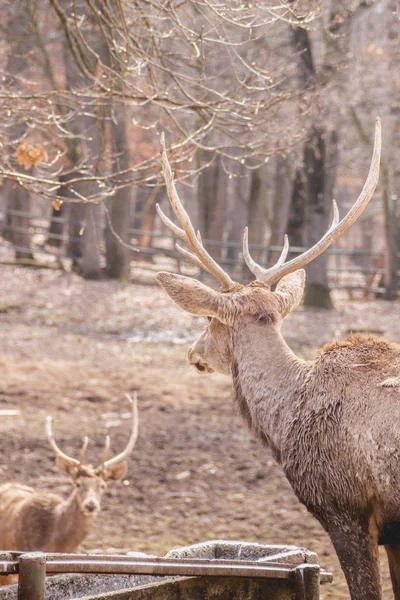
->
[[207, 317, 212, 323]]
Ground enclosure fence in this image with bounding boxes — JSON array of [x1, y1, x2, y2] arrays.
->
[[1, 208, 399, 297]]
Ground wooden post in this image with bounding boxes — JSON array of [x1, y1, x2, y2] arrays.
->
[[294, 563, 320, 600], [18, 552, 46, 600]]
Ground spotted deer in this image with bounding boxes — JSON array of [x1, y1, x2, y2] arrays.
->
[[155, 120, 400, 600], [0, 394, 138, 553]]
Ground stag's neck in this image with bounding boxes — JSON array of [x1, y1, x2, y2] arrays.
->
[[232, 319, 309, 462], [49, 490, 95, 553]]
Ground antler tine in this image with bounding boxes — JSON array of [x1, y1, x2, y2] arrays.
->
[[159, 133, 236, 291], [101, 435, 111, 475], [78, 436, 89, 466], [157, 204, 215, 275], [156, 204, 186, 241], [329, 200, 339, 232], [176, 228, 219, 274], [276, 234, 289, 267], [244, 117, 382, 286], [243, 227, 266, 281], [103, 392, 139, 469], [175, 242, 209, 271], [46, 416, 80, 467], [244, 230, 290, 278]]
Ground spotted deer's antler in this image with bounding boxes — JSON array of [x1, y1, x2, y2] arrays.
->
[[243, 118, 382, 286], [101, 392, 139, 470], [156, 134, 237, 292], [46, 393, 139, 475], [46, 417, 88, 471]]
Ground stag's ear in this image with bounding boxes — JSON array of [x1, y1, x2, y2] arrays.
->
[[104, 462, 128, 481], [157, 272, 222, 318], [55, 456, 79, 480], [274, 269, 305, 318]]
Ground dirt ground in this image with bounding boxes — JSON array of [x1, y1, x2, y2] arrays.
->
[[0, 265, 399, 599]]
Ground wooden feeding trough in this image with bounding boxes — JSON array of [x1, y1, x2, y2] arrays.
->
[[0, 541, 332, 600]]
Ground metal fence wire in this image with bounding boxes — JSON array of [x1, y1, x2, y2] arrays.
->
[[0, 208, 398, 297]]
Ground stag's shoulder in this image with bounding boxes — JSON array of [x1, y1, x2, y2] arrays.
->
[[320, 334, 398, 356], [315, 335, 400, 377]]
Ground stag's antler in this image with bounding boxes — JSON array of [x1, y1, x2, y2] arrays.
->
[[157, 134, 237, 292], [243, 118, 382, 285], [158, 119, 381, 289], [102, 392, 139, 469]]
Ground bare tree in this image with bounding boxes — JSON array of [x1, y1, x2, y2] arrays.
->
[[288, 25, 335, 308], [0, 1, 321, 202]]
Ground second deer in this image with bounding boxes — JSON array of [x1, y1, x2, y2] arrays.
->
[[0, 394, 138, 553]]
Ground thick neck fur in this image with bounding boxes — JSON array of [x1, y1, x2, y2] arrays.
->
[[48, 489, 95, 552], [231, 317, 309, 462]]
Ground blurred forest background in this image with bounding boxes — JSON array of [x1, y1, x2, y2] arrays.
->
[[0, 4, 400, 595], [0, 0, 399, 307]]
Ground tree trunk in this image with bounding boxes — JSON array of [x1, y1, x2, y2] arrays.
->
[[197, 151, 229, 261], [302, 128, 334, 309], [382, 1, 400, 299], [135, 186, 162, 262], [105, 103, 133, 279], [56, 13, 103, 279], [289, 24, 334, 308], [350, 108, 399, 300], [286, 169, 306, 250], [47, 173, 72, 248], [81, 203, 102, 280], [3, 2, 33, 260], [244, 165, 269, 280], [268, 156, 292, 265], [381, 165, 399, 300], [47, 205, 64, 249], [226, 160, 251, 280], [4, 181, 33, 260], [66, 202, 84, 267]]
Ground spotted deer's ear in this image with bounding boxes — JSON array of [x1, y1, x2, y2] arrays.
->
[[274, 269, 305, 318], [104, 462, 128, 481], [157, 272, 222, 318], [56, 456, 79, 480]]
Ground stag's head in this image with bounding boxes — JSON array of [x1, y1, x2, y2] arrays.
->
[[157, 120, 381, 375], [46, 394, 139, 517]]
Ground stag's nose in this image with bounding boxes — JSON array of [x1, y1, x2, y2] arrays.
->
[[82, 499, 100, 514], [188, 348, 215, 374]]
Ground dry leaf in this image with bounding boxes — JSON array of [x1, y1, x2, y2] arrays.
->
[[52, 199, 63, 211], [16, 143, 48, 170]]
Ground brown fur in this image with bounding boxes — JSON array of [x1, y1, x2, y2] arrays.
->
[[0, 462, 127, 553], [158, 269, 400, 600]]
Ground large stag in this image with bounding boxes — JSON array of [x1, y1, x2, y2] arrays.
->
[[155, 120, 400, 600], [0, 394, 138, 553]]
